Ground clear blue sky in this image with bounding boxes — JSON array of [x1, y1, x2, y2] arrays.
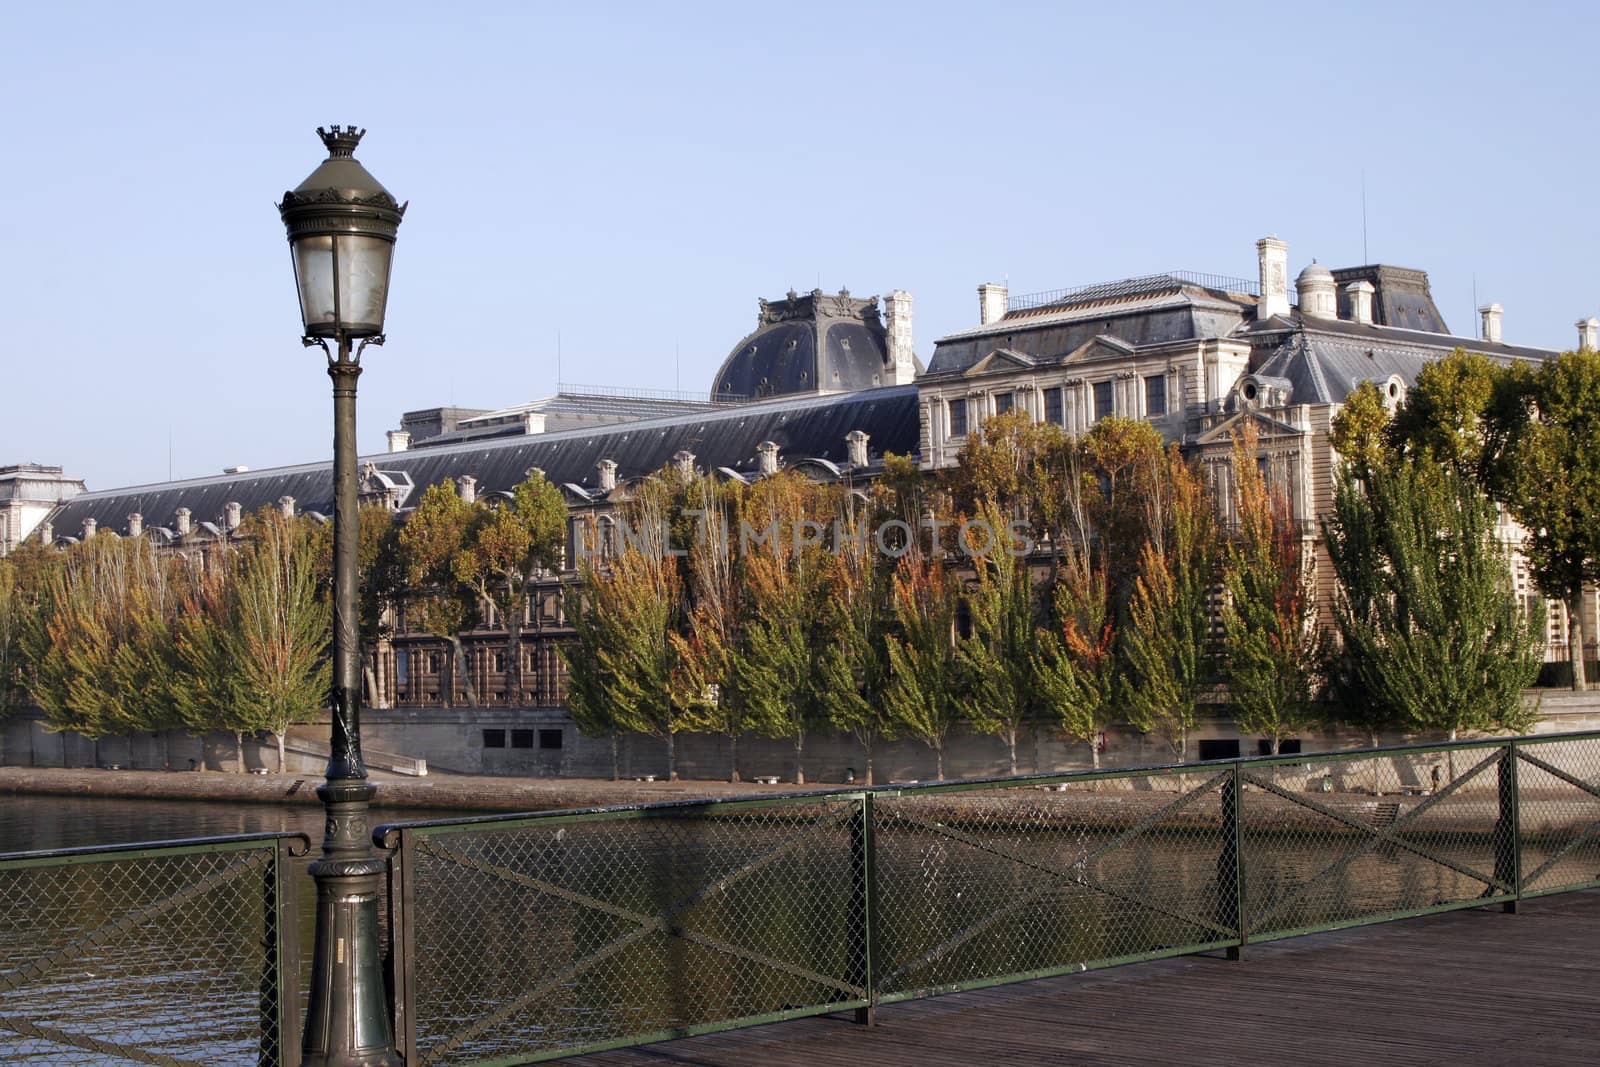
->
[[3, 1, 1595, 491]]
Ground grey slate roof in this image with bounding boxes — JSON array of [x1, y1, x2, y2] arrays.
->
[[1250, 315, 1555, 405], [44, 386, 919, 541]]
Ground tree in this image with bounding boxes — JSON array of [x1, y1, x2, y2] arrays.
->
[[564, 479, 687, 779], [733, 470, 830, 784], [0, 558, 29, 722], [669, 471, 762, 782], [230, 512, 331, 772], [955, 498, 1037, 774], [398, 480, 481, 706], [1119, 445, 1218, 761], [1329, 380, 1390, 482], [815, 494, 895, 784], [883, 549, 961, 780], [170, 548, 249, 769], [1220, 423, 1319, 754], [454, 473, 566, 704], [1498, 349, 1600, 689], [1323, 458, 1542, 750]]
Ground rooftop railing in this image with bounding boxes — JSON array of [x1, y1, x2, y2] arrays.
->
[[1008, 271, 1304, 314]]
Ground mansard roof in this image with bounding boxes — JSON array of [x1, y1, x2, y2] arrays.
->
[[1249, 315, 1555, 406], [42, 386, 919, 542]]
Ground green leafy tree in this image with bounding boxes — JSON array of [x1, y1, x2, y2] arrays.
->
[[454, 473, 567, 704], [884, 549, 961, 780], [815, 495, 895, 784], [230, 512, 331, 772], [1220, 423, 1319, 754], [1330, 381, 1391, 482], [171, 549, 250, 769], [1498, 349, 1600, 689], [398, 480, 481, 706], [955, 498, 1037, 774], [1119, 445, 1218, 761], [1323, 458, 1542, 750]]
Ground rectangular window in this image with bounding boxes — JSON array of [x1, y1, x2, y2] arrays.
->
[[482, 729, 506, 749], [1044, 387, 1064, 426], [1144, 374, 1167, 416], [994, 392, 1014, 415], [1197, 739, 1241, 761], [1093, 380, 1114, 421], [394, 650, 409, 685], [493, 652, 505, 673], [949, 397, 968, 437], [539, 729, 564, 750], [510, 729, 534, 749]]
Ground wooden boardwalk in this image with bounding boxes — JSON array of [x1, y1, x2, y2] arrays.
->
[[560, 891, 1598, 1067]]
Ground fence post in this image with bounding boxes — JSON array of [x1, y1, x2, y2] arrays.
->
[[385, 829, 418, 1063], [848, 793, 877, 1025], [275, 836, 304, 1067], [1496, 742, 1522, 914], [1222, 765, 1246, 960]]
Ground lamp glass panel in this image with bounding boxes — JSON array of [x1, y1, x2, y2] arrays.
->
[[291, 235, 337, 335], [334, 234, 394, 335]]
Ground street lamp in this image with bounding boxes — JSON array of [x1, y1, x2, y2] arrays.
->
[[278, 125, 405, 1067]]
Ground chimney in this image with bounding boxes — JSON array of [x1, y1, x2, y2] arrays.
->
[[457, 475, 478, 504], [522, 411, 546, 435], [1579, 317, 1600, 352], [81, 517, 97, 539], [223, 502, 242, 531], [127, 513, 143, 537], [596, 459, 617, 493], [223, 465, 249, 475], [38, 520, 52, 545], [885, 289, 916, 383], [386, 430, 410, 453], [845, 429, 870, 468], [1345, 280, 1376, 325], [1256, 237, 1291, 319], [174, 508, 191, 536], [1479, 303, 1503, 344], [977, 282, 1008, 326], [756, 440, 780, 477], [672, 450, 696, 478], [278, 496, 296, 519]]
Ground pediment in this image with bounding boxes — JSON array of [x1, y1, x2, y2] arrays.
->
[[1061, 334, 1138, 365], [964, 348, 1038, 377], [1193, 410, 1302, 447]]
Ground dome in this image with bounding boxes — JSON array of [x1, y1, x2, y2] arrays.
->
[[1296, 262, 1334, 285], [712, 289, 892, 400]]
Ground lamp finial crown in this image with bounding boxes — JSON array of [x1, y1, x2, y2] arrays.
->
[[317, 125, 366, 159]]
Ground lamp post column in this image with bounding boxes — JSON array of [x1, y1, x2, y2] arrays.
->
[[302, 337, 399, 1067]]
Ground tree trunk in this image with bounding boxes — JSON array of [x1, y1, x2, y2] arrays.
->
[[447, 636, 479, 706], [609, 730, 620, 782], [666, 729, 677, 781], [234, 730, 245, 773], [863, 736, 875, 786], [1006, 728, 1018, 776], [362, 663, 382, 710], [1570, 593, 1588, 691], [1090, 736, 1101, 771], [505, 600, 524, 704], [793, 732, 805, 786], [275, 730, 287, 774], [729, 732, 740, 783], [1270, 735, 1281, 756], [934, 744, 945, 781]]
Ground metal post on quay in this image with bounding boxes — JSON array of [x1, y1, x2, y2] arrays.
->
[[278, 124, 406, 1067]]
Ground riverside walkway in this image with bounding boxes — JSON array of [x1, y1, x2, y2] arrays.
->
[[559, 890, 1599, 1067]]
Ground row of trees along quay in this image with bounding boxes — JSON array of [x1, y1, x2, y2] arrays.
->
[[0, 346, 1594, 783]]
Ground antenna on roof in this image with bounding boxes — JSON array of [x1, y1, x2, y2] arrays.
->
[[1361, 170, 1369, 264], [557, 330, 563, 390], [675, 339, 681, 393], [1472, 274, 1479, 339]]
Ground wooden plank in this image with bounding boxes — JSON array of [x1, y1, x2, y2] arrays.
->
[[556, 890, 1600, 1066]]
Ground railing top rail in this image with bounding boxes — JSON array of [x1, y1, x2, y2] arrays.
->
[[372, 729, 1600, 845], [0, 829, 313, 864]]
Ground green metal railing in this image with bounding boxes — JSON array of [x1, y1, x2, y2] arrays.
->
[[0, 831, 310, 1067], [375, 730, 1600, 1066]]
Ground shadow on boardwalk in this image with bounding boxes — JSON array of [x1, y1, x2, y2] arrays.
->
[[560, 890, 1598, 1067]]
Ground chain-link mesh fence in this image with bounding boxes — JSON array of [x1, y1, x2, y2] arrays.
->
[[1514, 734, 1600, 897], [366, 730, 1600, 1065], [387, 797, 867, 1066], [0, 833, 306, 1067]]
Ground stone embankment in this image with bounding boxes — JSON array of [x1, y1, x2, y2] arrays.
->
[[0, 765, 795, 814]]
